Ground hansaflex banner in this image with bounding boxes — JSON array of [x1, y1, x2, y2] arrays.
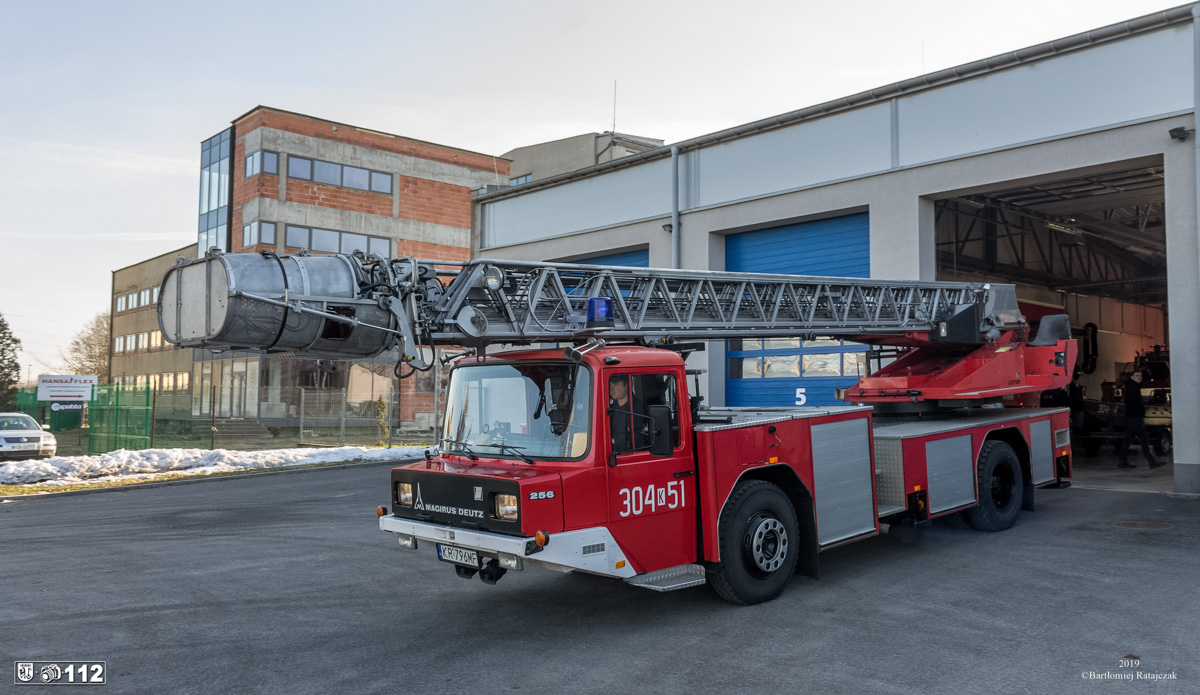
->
[[36, 375, 98, 402]]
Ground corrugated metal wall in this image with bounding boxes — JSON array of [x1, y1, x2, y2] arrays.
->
[[725, 213, 869, 407]]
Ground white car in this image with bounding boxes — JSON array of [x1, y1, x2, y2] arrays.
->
[[0, 412, 57, 460]]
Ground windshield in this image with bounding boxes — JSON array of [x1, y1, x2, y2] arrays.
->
[[0, 415, 41, 431], [442, 362, 591, 461]]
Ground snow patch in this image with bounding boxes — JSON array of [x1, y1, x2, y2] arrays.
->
[[0, 446, 427, 487]]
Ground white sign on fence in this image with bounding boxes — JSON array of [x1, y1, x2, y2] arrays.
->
[[37, 375, 98, 401]]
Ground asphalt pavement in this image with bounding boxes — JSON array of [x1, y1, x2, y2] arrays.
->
[[2, 463, 1197, 694]]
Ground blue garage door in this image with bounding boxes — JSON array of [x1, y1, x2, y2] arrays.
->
[[571, 248, 649, 267], [725, 213, 869, 407]]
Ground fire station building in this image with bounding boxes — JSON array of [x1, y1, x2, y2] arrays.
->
[[472, 6, 1200, 493]]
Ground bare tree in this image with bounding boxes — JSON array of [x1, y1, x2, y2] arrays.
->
[[61, 312, 110, 381]]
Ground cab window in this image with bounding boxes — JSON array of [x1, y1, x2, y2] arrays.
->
[[608, 373, 680, 455]]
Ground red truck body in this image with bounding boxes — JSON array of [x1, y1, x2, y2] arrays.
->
[[381, 344, 1072, 603]]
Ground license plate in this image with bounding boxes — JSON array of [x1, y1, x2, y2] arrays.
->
[[11, 443, 38, 451], [437, 544, 480, 568]]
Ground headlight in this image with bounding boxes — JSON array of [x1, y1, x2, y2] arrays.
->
[[494, 493, 518, 521], [396, 482, 413, 506], [44, 436, 56, 445]]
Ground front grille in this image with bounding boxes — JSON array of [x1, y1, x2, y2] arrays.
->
[[4, 437, 41, 444]]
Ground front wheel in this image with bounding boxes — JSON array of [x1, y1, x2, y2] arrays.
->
[[967, 441, 1024, 532], [709, 480, 799, 605]]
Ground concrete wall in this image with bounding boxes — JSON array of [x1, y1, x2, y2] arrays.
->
[[503, 134, 597, 183], [502, 133, 665, 186]]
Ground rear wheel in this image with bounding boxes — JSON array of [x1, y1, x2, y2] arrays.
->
[[967, 441, 1024, 532], [1153, 429, 1172, 456], [709, 481, 799, 605]]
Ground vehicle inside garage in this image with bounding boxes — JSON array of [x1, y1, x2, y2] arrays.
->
[[935, 161, 1171, 478]]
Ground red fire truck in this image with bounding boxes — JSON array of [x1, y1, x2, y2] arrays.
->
[[159, 252, 1075, 604]]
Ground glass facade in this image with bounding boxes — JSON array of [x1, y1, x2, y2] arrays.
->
[[198, 128, 234, 257]]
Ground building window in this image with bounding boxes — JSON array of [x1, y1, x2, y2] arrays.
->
[[285, 154, 391, 194], [242, 221, 277, 247], [148, 374, 160, 391], [283, 225, 390, 256], [150, 331, 162, 349], [370, 171, 391, 193], [116, 296, 126, 312], [727, 338, 867, 378], [139, 289, 150, 306], [510, 174, 531, 186], [162, 372, 175, 391], [137, 333, 149, 350], [126, 292, 137, 310], [288, 156, 312, 180], [286, 225, 309, 249], [343, 166, 369, 190], [135, 375, 146, 389], [313, 160, 341, 186], [114, 336, 124, 353], [245, 149, 279, 178], [177, 372, 190, 391], [311, 228, 339, 252]]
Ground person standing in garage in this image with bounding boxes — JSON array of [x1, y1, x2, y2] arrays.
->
[[1119, 370, 1164, 469]]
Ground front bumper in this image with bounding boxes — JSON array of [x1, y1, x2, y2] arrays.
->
[[379, 515, 636, 579], [0, 445, 53, 460]]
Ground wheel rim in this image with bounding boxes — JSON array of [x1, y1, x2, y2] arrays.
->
[[743, 514, 788, 574], [990, 463, 1016, 510]]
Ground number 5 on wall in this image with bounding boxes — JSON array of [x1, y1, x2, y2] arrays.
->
[[794, 388, 807, 406]]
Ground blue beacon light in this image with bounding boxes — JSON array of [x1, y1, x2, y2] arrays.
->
[[586, 297, 615, 328]]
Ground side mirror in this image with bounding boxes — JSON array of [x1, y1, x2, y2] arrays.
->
[[647, 405, 673, 457], [41, 424, 51, 430]]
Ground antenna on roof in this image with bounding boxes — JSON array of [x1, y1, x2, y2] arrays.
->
[[611, 79, 617, 134]]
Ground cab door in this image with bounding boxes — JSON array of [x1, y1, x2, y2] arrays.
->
[[604, 369, 697, 573]]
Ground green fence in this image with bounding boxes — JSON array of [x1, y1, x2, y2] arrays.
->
[[16, 387, 37, 418], [87, 385, 151, 455]]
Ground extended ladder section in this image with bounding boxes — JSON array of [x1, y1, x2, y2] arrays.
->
[[158, 252, 1074, 402], [159, 252, 1023, 367]]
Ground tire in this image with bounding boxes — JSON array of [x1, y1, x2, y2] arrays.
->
[[709, 480, 800, 605], [967, 441, 1024, 532], [939, 511, 972, 530], [1153, 430, 1172, 457]]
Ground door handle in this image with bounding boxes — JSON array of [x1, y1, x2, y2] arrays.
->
[[673, 470, 694, 478]]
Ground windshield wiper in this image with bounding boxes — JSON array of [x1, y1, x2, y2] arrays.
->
[[441, 439, 478, 461], [489, 443, 533, 465]]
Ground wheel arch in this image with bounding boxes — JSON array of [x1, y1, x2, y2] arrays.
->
[[982, 427, 1035, 512], [729, 465, 819, 579]]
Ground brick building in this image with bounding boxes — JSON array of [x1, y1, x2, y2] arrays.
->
[[114, 107, 510, 432]]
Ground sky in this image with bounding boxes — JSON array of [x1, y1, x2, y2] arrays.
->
[[0, 0, 1186, 382]]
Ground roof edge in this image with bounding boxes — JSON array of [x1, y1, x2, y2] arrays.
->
[[232, 105, 511, 162], [477, 2, 1195, 203]]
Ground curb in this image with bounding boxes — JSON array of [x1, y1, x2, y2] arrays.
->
[[1070, 483, 1200, 499], [0, 456, 422, 502]]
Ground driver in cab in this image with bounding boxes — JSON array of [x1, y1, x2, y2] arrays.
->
[[609, 375, 649, 454]]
